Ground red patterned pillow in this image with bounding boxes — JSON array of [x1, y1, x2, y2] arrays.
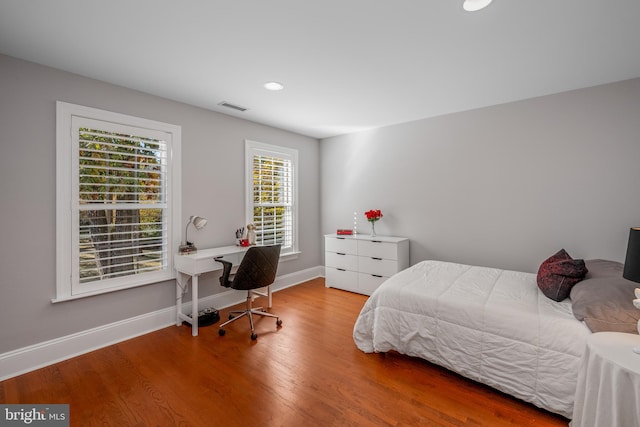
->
[[537, 249, 588, 302]]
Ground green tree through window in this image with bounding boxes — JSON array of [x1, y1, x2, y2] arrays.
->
[[246, 140, 297, 255], [56, 101, 181, 300], [78, 128, 166, 282], [252, 155, 291, 246]]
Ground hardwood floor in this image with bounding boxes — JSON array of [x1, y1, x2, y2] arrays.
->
[[0, 278, 569, 426]]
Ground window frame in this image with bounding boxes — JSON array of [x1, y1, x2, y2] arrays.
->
[[55, 101, 182, 302], [245, 140, 299, 258]]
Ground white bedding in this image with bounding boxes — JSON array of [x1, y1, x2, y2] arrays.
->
[[353, 260, 591, 418]]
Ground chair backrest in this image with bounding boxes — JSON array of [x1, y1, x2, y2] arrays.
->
[[231, 245, 281, 291]]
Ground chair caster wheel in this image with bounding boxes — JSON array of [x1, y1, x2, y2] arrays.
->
[[218, 329, 226, 336], [228, 314, 235, 320], [251, 333, 258, 341], [276, 319, 283, 327]]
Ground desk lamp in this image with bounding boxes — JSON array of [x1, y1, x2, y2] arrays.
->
[[178, 215, 207, 254], [623, 227, 640, 353]]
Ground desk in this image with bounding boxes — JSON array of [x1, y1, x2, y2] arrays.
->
[[175, 245, 250, 336], [571, 332, 640, 427]]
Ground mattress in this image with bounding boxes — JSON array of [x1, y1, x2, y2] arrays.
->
[[353, 260, 591, 418]]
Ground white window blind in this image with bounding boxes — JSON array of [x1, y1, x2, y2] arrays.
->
[[245, 140, 298, 254], [76, 122, 168, 284], [56, 102, 181, 301]]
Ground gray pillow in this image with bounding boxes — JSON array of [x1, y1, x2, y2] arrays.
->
[[570, 259, 640, 333]]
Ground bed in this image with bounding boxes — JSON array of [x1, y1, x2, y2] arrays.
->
[[353, 259, 593, 418]]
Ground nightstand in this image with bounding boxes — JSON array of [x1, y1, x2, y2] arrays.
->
[[571, 332, 640, 427]]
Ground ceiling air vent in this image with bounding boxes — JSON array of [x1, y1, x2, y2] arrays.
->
[[218, 101, 248, 112]]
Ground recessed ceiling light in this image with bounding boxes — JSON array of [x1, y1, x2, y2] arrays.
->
[[264, 81, 284, 91], [463, 0, 493, 12]]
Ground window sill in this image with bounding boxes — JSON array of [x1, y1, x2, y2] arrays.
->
[[280, 251, 301, 262]]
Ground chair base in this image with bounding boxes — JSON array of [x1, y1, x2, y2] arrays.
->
[[219, 292, 282, 340]]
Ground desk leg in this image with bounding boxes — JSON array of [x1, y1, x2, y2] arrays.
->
[[175, 272, 190, 327], [191, 274, 199, 336], [176, 281, 183, 327], [175, 272, 199, 336]]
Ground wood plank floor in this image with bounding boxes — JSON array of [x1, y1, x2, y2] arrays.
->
[[0, 278, 569, 426]]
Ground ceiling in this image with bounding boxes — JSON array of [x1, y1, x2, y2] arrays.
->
[[1, 1, 639, 139]]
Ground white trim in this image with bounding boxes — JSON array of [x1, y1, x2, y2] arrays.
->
[[0, 309, 175, 382], [244, 139, 299, 255], [0, 266, 323, 381], [55, 101, 182, 301]]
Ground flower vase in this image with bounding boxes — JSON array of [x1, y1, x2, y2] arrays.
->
[[370, 221, 376, 237]]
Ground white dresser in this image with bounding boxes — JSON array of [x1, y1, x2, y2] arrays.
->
[[324, 233, 410, 295]]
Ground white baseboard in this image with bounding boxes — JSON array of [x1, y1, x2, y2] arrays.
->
[[0, 266, 323, 381]]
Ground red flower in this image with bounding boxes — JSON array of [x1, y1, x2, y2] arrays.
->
[[364, 209, 383, 222]]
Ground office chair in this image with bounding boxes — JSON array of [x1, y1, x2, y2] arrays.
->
[[215, 244, 282, 340]]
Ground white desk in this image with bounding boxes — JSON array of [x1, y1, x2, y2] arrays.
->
[[174, 245, 249, 336], [571, 332, 640, 427]]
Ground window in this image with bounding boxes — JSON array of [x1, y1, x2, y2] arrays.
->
[[55, 102, 181, 301], [245, 140, 298, 256]]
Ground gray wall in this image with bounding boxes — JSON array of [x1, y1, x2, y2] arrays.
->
[[321, 78, 640, 274], [2, 51, 639, 356], [0, 54, 321, 353]]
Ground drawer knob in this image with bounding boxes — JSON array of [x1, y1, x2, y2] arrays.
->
[[372, 274, 383, 278], [337, 268, 346, 271], [337, 252, 346, 256], [371, 257, 382, 260]]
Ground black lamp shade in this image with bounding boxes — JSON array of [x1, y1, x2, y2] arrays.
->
[[623, 227, 640, 283]]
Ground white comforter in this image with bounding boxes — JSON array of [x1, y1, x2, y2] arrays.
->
[[353, 260, 591, 418]]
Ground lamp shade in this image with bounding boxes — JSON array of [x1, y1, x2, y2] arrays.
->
[[191, 216, 207, 230], [623, 227, 640, 283]]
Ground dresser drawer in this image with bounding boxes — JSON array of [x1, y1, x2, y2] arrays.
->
[[325, 237, 358, 254], [325, 252, 358, 271], [358, 240, 398, 260], [324, 233, 409, 296], [325, 267, 358, 292], [358, 272, 387, 295], [358, 257, 397, 277]]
